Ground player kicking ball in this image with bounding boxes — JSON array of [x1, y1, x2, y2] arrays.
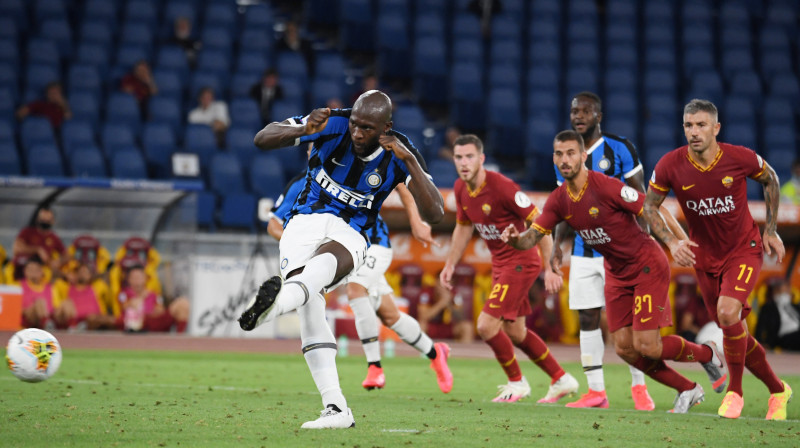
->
[[441, 134, 579, 404], [502, 130, 727, 413]]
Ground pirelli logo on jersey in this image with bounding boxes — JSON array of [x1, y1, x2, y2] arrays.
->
[[685, 195, 735, 216], [577, 227, 611, 245], [315, 169, 375, 209]]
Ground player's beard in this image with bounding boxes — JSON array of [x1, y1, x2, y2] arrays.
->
[[559, 159, 584, 181], [578, 122, 598, 142]]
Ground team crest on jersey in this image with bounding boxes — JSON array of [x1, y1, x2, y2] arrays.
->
[[367, 172, 382, 187], [281, 258, 288, 269], [598, 157, 611, 170], [722, 176, 733, 189], [482, 203, 491, 215], [589, 207, 599, 218]]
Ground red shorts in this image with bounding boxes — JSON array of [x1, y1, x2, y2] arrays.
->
[[604, 251, 672, 333], [482, 264, 537, 321], [695, 245, 762, 325]]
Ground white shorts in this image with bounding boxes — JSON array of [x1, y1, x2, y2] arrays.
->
[[348, 244, 394, 309], [279, 214, 368, 291], [568, 255, 606, 310]]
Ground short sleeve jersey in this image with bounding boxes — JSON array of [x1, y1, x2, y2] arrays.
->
[[649, 143, 765, 272], [16, 227, 65, 258], [554, 133, 643, 258], [455, 171, 540, 271], [285, 109, 429, 237], [534, 171, 658, 279]]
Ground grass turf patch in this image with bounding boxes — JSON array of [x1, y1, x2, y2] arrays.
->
[[2, 349, 799, 447]]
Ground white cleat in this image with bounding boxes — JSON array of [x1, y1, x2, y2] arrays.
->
[[537, 372, 580, 403], [300, 405, 355, 429], [668, 383, 705, 414], [492, 376, 531, 403], [700, 340, 728, 393]]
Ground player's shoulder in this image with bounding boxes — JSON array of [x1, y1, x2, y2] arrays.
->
[[656, 145, 688, 166], [486, 170, 517, 189], [602, 132, 639, 155], [719, 141, 756, 157]]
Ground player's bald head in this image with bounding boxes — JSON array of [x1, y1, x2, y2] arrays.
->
[[353, 90, 392, 123]]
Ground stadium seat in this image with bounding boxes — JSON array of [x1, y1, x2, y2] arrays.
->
[[231, 72, 260, 99], [76, 42, 111, 75], [183, 124, 218, 169], [277, 52, 309, 88], [759, 28, 790, 54], [488, 65, 521, 91], [111, 148, 148, 179], [413, 37, 448, 105], [34, 0, 66, 23], [644, 92, 679, 122], [120, 21, 154, 47], [452, 37, 483, 66], [450, 62, 485, 131], [760, 50, 793, 77], [162, 1, 198, 38], [723, 119, 758, 151], [309, 79, 343, 109], [236, 52, 268, 76], [79, 19, 113, 44], [114, 44, 150, 70], [124, 0, 158, 25], [315, 53, 346, 82], [21, 117, 56, 152], [527, 65, 560, 94], [721, 48, 755, 81], [27, 144, 64, 177], [67, 64, 101, 97], [152, 68, 182, 102], [644, 45, 676, 70], [196, 190, 217, 230], [24, 63, 60, 96], [204, 3, 237, 31], [767, 148, 795, 183], [606, 43, 637, 70], [490, 39, 522, 67], [643, 2, 674, 25], [218, 192, 258, 230], [106, 93, 141, 132], [689, 70, 724, 105], [768, 73, 800, 103], [40, 18, 72, 59], [604, 92, 638, 125], [209, 153, 246, 195], [761, 97, 795, 129], [61, 120, 97, 155], [428, 159, 458, 188], [416, 13, 446, 41], [527, 90, 560, 124], [729, 71, 763, 108], [249, 153, 286, 199], [529, 19, 560, 46], [227, 127, 259, 167], [528, 41, 560, 69], [0, 40, 18, 65], [642, 121, 678, 165], [530, 0, 561, 22], [142, 122, 177, 178], [604, 68, 636, 96], [229, 98, 262, 132], [0, 141, 21, 175], [190, 71, 223, 101], [338, 0, 374, 52], [723, 96, 756, 125], [101, 122, 137, 158], [486, 88, 523, 158], [568, 42, 600, 68], [84, 0, 118, 22], [239, 29, 272, 53], [452, 13, 482, 40], [69, 146, 107, 178], [243, 3, 274, 29], [526, 114, 559, 156], [376, 14, 411, 80], [605, 22, 636, 46], [565, 68, 598, 98], [197, 49, 232, 82], [764, 2, 797, 33], [155, 46, 190, 80], [147, 95, 183, 135], [69, 91, 101, 126], [0, 119, 13, 142]]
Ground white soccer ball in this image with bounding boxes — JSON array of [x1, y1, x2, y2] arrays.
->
[[5, 328, 62, 383]]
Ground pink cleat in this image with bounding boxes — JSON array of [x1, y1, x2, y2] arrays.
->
[[430, 342, 453, 393], [361, 365, 385, 390], [631, 384, 655, 411], [566, 389, 610, 408]]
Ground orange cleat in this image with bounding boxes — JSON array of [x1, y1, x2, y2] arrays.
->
[[566, 389, 609, 408], [361, 365, 385, 390], [766, 381, 793, 421], [718, 391, 744, 419], [631, 384, 655, 411], [430, 342, 453, 393]]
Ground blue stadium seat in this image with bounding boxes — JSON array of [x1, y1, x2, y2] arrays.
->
[[243, 3, 273, 29], [723, 119, 758, 151], [760, 50, 793, 78], [277, 52, 309, 88], [152, 68, 183, 101], [376, 14, 411, 79], [765, 2, 797, 32], [0, 0, 27, 32], [61, 120, 97, 155], [67, 64, 101, 96], [759, 28, 790, 53], [114, 44, 150, 69], [606, 0, 637, 22], [197, 49, 232, 82], [190, 71, 222, 101], [27, 38, 60, 65], [339, 0, 374, 52], [415, 13, 445, 40], [0, 40, 18, 65], [249, 153, 287, 199], [25, 63, 60, 96], [528, 41, 560, 68], [604, 91, 638, 123], [35, 0, 66, 23], [229, 98, 262, 131], [529, 19, 560, 45], [604, 67, 636, 96], [761, 97, 795, 129], [452, 37, 483, 66], [605, 22, 636, 46], [644, 45, 676, 70], [681, 22, 713, 50], [566, 18, 598, 44], [231, 72, 260, 99], [689, 70, 724, 105], [105, 93, 141, 133], [603, 115, 638, 144], [0, 119, 13, 142], [450, 62, 484, 131], [721, 48, 754, 81], [162, 1, 197, 39], [76, 42, 111, 75], [304, 0, 340, 27], [204, 3, 237, 31], [720, 25, 750, 50], [21, 117, 56, 152], [729, 71, 763, 108], [530, 0, 561, 22], [227, 127, 258, 167], [101, 122, 137, 158], [79, 19, 113, 44], [142, 122, 177, 177], [309, 80, 343, 109], [570, 0, 599, 21], [315, 53, 346, 82], [606, 43, 637, 70], [148, 96, 183, 135], [271, 100, 305, 123], [490, 39, 522, 67], [488, 65, 521, 91], [568, 42, 599, 67], [196, 190, 217, 230], [218, 193, 257, 230], [526, 114, 559, 155], [27, 144, 64, 177], [486, 88, 523, 158], [682, 47, 714, 78], [209, 153, 246, 195], [236, 51, 268, 76], [84, 0, 118, 23], [643, 2, 674, 25], [111, 148, 148, 179], [723, 96, 756, 125], [378, 0, 409, 18], [643, 120, 678, 159], [0, 141, 21, 175], [124, 0, 158, 25], [413, 37, 448, 104], [0, 63, 16, 95], [644, 92, 679, 122], [428, 159, 458, 188], [156, 45, 190, 79], [40, 18, 72, 59], [69, 92, 100, 126], [644, 23, 674, 48], [768, 148, 795, 184], [527, 90, 560, 124], [69, 146, 107, 178], [239, 29, 272, 53], [183, 124, 218, 169], [768, 73, 800, 103], [565, 68, 598, 98], [527, 65, 560, 93], [120, 21, 154, 47], [452, 13, 482, 40]]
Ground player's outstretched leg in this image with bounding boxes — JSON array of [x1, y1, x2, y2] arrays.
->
[[631, 356, 704, 414], [510, 328, 578, 403], [741, 334, 791, 419], [719, 320, 748, 418], [238, 276, 282, 331], [349, 296, 385, 390], [661, 335, 728, 394], [298, 293, 355, 429], [389, 312, 453, 393]]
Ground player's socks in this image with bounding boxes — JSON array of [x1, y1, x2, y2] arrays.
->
[[486, 331, 522, 381], [721, 320, 748, 397], [515, 329, 564, 381], [580, 329, 606, 391], [349, 296, 381, 363], [629, 365, 646, 387], [274, 253, 338, 317], [390, 313, 435, 356], [632, 357, 695, 392], [299, 293, 347, 412], [660, 335, 712, 363], [744, 334, 784, 394]]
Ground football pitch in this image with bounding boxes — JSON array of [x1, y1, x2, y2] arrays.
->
[[2, 349, 799, 447]]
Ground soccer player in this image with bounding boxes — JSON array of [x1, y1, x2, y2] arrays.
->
[[503, 130, 728, 413], [551, 92, 654, 410], [440, 134, 579, 403], [644, 99, 793, 420], [268, 173, 453, 394], [238, 91, 444, 429]]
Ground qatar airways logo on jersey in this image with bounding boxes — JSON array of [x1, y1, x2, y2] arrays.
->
[[315, 169, 375, 209], [475, 223, 502, 240], [685, 195, 735, 216], [578, 227, 611, 245]]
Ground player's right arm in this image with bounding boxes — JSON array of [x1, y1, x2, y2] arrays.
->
[[549, 222, 573, 277], [440, 222, 474, 290], [753, 160, 785, 262], [254, 107, 330, 150], [267, 218, 284, 240], [643, 189, 696, 267]]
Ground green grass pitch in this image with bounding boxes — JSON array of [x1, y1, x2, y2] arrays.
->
[[2, 349, 799, 447]]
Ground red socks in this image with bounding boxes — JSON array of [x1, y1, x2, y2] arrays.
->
[[515, 329, 565, 383], [485, 331, 522, 381], [632, 356, 695, 392], [745, 334, 784, 394], [660, 335, 712, 363], [721, 321, 748, 396]]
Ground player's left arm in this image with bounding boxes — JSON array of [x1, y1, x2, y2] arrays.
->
[[643, 188, 697, 267], [536, 233, 563, 293], [395, 183, 439, 248], [380, 134, 444, 224], [502, 224, 547, 251], [754, 161, 785, 262], [625, 168, 650, 232]]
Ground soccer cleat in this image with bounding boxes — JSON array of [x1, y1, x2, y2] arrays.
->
[[429, 342, 453, 393], [766, 381, 793, 421], [669, 383, 705, 414], [631, 384, 655, 411], [362, 365, 386, 390], [701, 340, 728, 393], [300, 405, 355, 429], [565, 388, 609, 408], [537, 372, 579, 403], [238, 276, 282, 331], [492, 377, 531, 403], [718, 391, 744, 419]]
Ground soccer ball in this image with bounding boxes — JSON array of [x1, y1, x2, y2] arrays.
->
[[5, 328, 62, 383]]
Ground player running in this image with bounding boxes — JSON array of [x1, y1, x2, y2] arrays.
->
[[644, 99, 793, 420], [440, 134, 579, 404], [502, 130, 728, 413]]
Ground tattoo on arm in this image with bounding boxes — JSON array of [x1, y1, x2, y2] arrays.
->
[[758, 164, 780, 234], [643, 190, 675, 245]]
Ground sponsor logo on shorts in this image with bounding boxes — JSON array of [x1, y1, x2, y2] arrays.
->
[[489, 303, 501, 309], [734, 286, 747, 292], [281, 258, 288, 269], [640, 317, 653, 323]]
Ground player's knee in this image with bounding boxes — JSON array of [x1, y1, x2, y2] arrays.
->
[[476, 320, 498, 340], [378, 308, 400, 327], [578, 308, 602, 331], [615, 343, 637, 362], [635, 340, 661, 360], [717, 307, 740, 326]]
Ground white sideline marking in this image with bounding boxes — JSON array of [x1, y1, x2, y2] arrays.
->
[[382, 429, 429, 433]]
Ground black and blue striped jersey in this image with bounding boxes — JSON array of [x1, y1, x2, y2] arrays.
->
[[283, 108, 428, 239], [271, 170, 392, 249], [554, 133, 643, 258]]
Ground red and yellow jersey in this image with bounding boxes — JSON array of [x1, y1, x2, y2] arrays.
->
[[454, 170, 540, 271], [535, 171, 663, 280], [16, 227, 65, 260], [650, 143, 764, 272]]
